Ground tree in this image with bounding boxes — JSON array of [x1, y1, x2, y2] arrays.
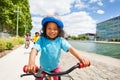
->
[[0, 0, 32, 36]]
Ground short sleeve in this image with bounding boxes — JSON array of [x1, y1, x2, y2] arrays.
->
[[61, 38, 71, 52], [32, 38, 41, 52]]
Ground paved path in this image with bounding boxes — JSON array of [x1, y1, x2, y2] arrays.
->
[[0, 43, 37, 80], [60, 51, 120, 80], [0, 43, 120, 80]]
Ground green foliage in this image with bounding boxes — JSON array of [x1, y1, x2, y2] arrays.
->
[[9, 37, 19, 45], [109, 38, 120, 42], [9, 36, 25, 45], [78, 36, 89, 40], [70, 35, 90, 40], [71, 36, 79, 40], [6, 41, 14, 50], [0, 37, 24, 51], [0, 0, 32, 36], [17, 37, 25, 44], [0, 39, 6, 52]]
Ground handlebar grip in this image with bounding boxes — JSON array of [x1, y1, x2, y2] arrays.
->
[[77, 62, 91, 68], [23, 65, 27, 72], [23, 65, 38, 73]]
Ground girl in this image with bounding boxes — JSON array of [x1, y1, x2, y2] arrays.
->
[[24, 33, 31, 49], [25, 15, 90, 80], [32, 32, 40, 44]]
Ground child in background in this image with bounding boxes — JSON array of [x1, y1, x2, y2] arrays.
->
[[25, 15, 90, 80], [32, 32, 40, 44], [24, 33, 31, 49]]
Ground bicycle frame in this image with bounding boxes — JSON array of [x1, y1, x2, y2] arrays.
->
[[20, 62, 90, 80], [25, 41, 29, 49]]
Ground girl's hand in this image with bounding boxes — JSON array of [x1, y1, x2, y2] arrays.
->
[[24, 64, 37, 73], [80, 57, 90, 67]]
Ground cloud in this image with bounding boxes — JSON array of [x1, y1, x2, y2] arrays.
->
[[62, 12, 96, 35], [30, 12, 96, 36], [97, 9, 105, 14], [97, 1, 103, 6], [89, 0, 103, 6], [30, 16, 42, 36], [29, 0, 75, 15], [29, 0, 97, 35], [74, 0, 88, 9], [31, 17, 42, 28], [109, 0, 115, 3]]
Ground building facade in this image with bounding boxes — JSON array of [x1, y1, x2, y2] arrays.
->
[[96, 16, 120, 41], [78, 33, 95, 40]]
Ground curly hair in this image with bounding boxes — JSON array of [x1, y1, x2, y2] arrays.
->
[[40, 22, 65, 38]]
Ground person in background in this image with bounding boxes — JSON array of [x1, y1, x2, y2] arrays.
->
[[24, 33, 31, 49], [25, 15, 90, 80], [32, 32, 40, 44]]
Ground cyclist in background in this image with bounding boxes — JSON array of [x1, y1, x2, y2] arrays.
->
[[24, 33, 31, 49], [25, 15, 90, 80], [32, 32, 40, 44]]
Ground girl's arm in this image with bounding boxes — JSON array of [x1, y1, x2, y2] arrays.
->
[[69, 47, 90, 67], [26, 48, 38, 72]]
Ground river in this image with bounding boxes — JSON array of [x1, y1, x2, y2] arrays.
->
[[68, 40, 120, 59]]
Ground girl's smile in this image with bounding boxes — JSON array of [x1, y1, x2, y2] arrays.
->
[[46, 22, 59, 39]]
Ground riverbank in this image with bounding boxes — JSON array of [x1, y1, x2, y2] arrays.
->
[[95, 41, 120, 44], [60, 50, 120, 80]]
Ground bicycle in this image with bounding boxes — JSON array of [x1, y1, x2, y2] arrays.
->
[[20, 62, 90, 80], [25, 40, 30, 49]]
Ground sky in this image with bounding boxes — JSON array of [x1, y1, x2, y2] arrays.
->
[[28, 0, 120, 36]]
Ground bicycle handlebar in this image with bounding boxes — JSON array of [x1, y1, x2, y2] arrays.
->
[[20, 62, 90, 78]]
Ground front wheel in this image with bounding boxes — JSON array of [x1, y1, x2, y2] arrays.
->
[[25, 41, 29, 49], [44, 76, 61, 80], [58, 76, 61, 80]]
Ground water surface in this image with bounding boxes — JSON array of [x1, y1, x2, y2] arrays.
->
[[68, 40, 120, 59]]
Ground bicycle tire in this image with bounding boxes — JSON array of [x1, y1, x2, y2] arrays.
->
[[44, 76, 61, 80], [25, 41, 29, 49]]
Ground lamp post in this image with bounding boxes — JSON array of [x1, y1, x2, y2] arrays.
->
[[14, 7, 20, 36]]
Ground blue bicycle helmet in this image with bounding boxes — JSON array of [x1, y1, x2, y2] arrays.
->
[[41, 16, 64, 28]]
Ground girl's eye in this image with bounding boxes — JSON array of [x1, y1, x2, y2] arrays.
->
[[47, 28, 58, 31], [54, 28, 58, 30]]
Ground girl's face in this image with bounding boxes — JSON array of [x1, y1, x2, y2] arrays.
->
[[35, 33, 39, 36], [26, 33, 29, 36], [46, 22, 59, 39]]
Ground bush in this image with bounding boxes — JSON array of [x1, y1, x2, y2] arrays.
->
[[71, 36, 79, 40], [17, 37, 25, 44], [0, 36, 25, 51], [0, 39, 6, 52], [9, 37, 19, 45], [6, 41, 14, 50], [9, 37, 25, 45]]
